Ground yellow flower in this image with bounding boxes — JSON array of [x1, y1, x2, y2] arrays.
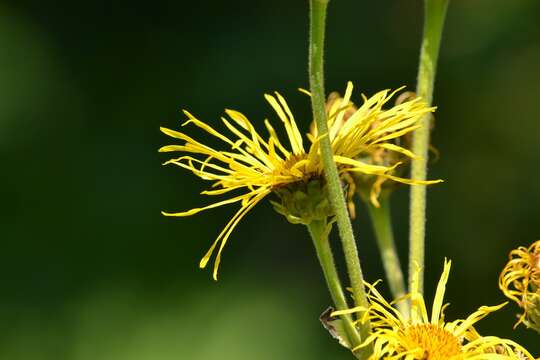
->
[[160, 82, 437, 280], [318, 90, 429, 208], [499, 240, 540, 333], [334, 260, 534, 359]]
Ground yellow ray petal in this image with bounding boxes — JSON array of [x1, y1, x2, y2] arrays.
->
[[210, 189, 269, 280], [225, 109, 272, 154], [264, 93, 302, 155], [333, 156, 398, 175], [453, 303, 507, 337], [158, 145, 188, 152], [431, 259, 452, 324], [372, 127, 422, 145], [330, 81, 354, 140], [297, 88, 311, 96], [201, 185, 248, 196], [409, 262, 429, 324], [198, 190, 267, 270], [220, 117, 272, 171], [384, 174, 443, 186], [182, 110, 235, 146], [275, 91, 304, 153], [377, 143, 418, 159], [162, 193, 251, 217], [264, 119, 290, 158]]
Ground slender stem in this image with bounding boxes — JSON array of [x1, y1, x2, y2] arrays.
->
[[307, 220, 362, 357], [365, 193, 409, 318], [308, 0, 372, 351], [408, 0, 449, 294]]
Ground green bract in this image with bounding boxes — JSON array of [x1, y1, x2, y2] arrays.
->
[[271, 178, 332, 225]]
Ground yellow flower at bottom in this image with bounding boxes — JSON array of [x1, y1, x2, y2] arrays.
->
[[499, 240, 540, 332], [160, 82, 438, 279], [334, 260, 534, 359]]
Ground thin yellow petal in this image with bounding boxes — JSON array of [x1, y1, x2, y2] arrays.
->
[[431, 259, 452, 324], [162, 194, 251, 217]]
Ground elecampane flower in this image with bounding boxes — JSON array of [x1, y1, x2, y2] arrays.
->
[[334, 260, 534, 359], [499, 240, 540, 332], [160, 82, 437, 279], [319, 89, 439, 209]]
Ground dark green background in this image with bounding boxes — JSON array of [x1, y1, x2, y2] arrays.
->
[[1, 1, 539, 358]]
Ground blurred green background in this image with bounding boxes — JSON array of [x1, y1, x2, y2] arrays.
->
[[1, 0, 539, 358]]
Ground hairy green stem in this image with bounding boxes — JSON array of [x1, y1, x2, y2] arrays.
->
[[308, 0, 372, 354], [408, 0, 449, 294], [307, 220, 363, 357], [365, 193, 409, 318]]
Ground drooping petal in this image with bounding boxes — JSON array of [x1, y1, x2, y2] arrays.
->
[[199, 188, 270, 280]]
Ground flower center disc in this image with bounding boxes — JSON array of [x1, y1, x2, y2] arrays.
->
[[402, 324, 462, 360]]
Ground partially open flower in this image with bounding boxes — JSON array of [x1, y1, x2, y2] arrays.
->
[[333, 260, 535, 359], [499, 240, 540, 333], [160, 82, 436, 279]]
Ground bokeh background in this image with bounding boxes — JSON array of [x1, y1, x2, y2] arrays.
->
[[2, 0, 539, 358]]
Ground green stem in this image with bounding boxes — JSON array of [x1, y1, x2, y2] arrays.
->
[[307, 220, 363, 357], [365, 193, 409, 318], [308, 0, 372, 354], [408, 0, 449, 294]]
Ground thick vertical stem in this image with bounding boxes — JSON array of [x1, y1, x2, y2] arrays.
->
[[308, 0, 372, 352], [306, 220, 362, 357], [408, 0, 449, 294], [366, 193, 409, 318]]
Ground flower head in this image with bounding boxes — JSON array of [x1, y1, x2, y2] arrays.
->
[[499, 240, 540, 333], [334, 260, 534, 359], [160, 82, 437, 279], [319, 90, 433, 208]]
